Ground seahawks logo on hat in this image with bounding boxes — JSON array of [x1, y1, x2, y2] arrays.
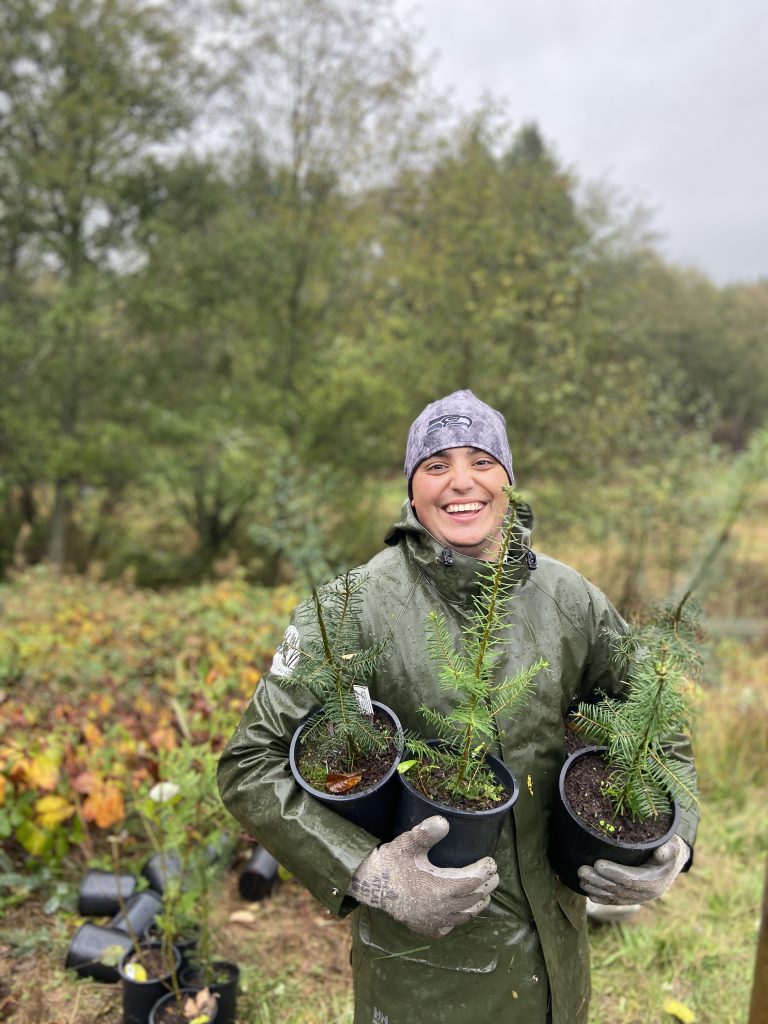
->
[[426, 414, 472, 433]]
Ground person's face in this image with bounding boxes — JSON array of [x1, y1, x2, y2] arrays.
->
[[410, 447, 510, 560]]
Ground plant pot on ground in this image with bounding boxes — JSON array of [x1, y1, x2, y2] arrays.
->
[[549, 598, 699, 894], [179, 962, 240, 1024], [119, 942, 182, 1024], [238, 845, 279, 901], [149, 987, 218, 1024], [277, 570, 404, 841], [64, 922, 135, 982], [395, 489, 547, 867], [77, 868, 137, 916]]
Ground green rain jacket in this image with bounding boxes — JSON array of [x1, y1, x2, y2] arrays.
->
[[218, 503, 699, 1024]]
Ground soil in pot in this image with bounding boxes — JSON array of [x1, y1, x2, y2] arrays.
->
[[395, 742, 520, 868], [549, 746, 681, 895], [563, 749, 674, 844], [289, 701, 403, 841], [179, 962, 239, 1024], [295, 706, 400, 795], [149, 987, 218, 1024], [119, 942, 181, 1024]]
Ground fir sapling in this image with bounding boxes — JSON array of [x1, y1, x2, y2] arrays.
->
[[280, 570, 396, 787], [403, 488, 548, 806], [570, 600, 700, 822]]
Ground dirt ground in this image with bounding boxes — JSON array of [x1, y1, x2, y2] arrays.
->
[[0, 869, 353, 1024]]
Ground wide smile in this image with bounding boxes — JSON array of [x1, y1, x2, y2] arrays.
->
[[441, 501, 488, 519]]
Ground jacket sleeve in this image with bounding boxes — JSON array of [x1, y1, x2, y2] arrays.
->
[[578, 578, 699, 856], [578, 578, 630, 700], [217, 613, 379, 916]]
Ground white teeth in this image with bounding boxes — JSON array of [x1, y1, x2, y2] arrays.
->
[[445, 502, 484, 513]]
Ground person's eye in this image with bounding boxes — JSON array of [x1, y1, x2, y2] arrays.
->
[[426, 462, 446, 471]]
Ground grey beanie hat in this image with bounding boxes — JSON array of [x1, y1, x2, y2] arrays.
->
[[404, 390, 514, 493]]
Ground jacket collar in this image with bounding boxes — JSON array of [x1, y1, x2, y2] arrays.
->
[[385, 500, 535, 607]]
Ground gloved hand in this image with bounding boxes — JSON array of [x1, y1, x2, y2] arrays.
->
[[577, 835, 690, 905], [347, 815, 499, 938]]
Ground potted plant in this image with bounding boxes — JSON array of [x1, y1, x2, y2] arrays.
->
[[149, 987, 218, 1024], [549, 596, 700, 893], [280, 570, 404, 840], [548, 428, 768, 894], [119, 748, 238, 1023], [395, 490, 547, 867]]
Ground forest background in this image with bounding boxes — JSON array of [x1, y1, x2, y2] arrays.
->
[[0, 2, 766, 1023]]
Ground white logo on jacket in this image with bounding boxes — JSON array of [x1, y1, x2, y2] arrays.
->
[[269, 624, 301, 678]]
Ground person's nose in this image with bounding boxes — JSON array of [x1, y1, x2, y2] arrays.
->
[[448, 462, 473, 492]]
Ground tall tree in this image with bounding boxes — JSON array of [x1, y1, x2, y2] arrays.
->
[[0, 0, 210, 565]]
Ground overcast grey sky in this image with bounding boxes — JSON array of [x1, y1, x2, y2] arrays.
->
[[401, 1, 768, 285]]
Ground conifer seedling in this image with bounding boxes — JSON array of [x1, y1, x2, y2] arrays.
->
[[401, 488, 547, 806], [281, 571, 395, 787]]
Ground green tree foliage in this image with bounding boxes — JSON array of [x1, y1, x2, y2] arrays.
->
[[0, 0, 764, 583], [0, 0, 212, 567]]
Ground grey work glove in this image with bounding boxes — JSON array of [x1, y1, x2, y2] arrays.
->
[[347, 815, 499, 938], [577, 834, 690, 905]]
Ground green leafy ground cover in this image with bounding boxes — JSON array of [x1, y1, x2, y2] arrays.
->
[[0, 571, 765, 1023]]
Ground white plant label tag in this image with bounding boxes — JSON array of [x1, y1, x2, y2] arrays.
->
[[353, 685, 374, 716]]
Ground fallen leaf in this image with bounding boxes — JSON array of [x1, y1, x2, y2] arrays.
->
[[34, 794, 76, 829], [326, 771, 364, 794], [663, 998, 696, 1023], [228, 909, 258, 925], [82, 784, 125, 829], [22, 752, 60, 791], [71, 771, 100, 794]]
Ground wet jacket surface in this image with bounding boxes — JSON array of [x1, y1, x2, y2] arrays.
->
[[218, 503, 699, 1023]]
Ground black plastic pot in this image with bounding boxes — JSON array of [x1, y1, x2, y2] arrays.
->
[[142, 851, 182, 895], [289, 700, 404, 841], [179, 961, 240, 1024], [64, 922, 134, 982], [238, 846, 279, 901], [77, 869, 137, 917], [149, 987, 219, 1024], [548, 745, 682, 894], [119, 942, 182, 1024], [394, 741, 520, 868], [109, 889, 163, 937]]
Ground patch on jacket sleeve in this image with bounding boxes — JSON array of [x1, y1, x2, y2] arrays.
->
[[269, 624, 301, 678]]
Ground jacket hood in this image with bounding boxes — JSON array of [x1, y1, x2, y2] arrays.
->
[[384, 499, 537, 606]]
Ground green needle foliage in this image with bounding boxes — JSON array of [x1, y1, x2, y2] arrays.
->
[[283, 570, 393, 771], [570, 603, 700, 821], [405, 489, 547, 803]]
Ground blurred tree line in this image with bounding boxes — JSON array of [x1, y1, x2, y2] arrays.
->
[[1, 0, 766, 590]]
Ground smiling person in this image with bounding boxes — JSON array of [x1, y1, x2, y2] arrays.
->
[[218, 390, 698, 1024]]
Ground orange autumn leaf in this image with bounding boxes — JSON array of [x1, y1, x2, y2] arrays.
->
[[0, 774, 6, 807], [82, 784, 125, 828], [326, 771, 364, 794], [149, 726, 177, 751]]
